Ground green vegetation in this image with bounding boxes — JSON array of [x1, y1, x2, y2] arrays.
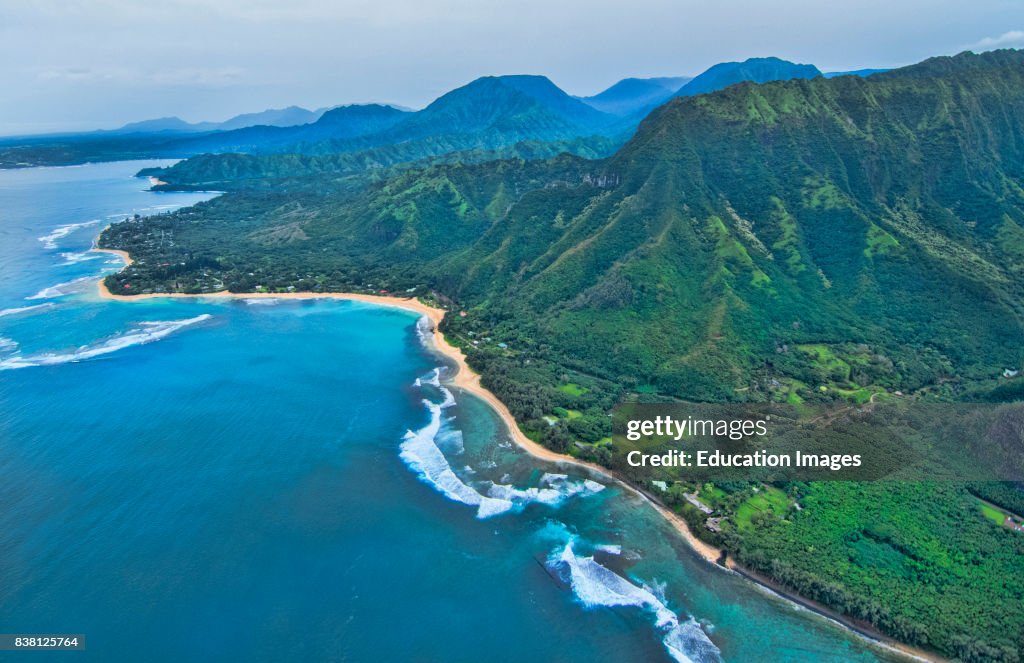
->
[[557, 383, 588, 396], [979, 501, 1007, 526], [734, 486, 789, 531], [99, 50, 1024, 660], [728, 482, 1024, 662]]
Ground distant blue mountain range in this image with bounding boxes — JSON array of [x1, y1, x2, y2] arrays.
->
[[0, 57, 887, 169], [673, 57, 822, 98], [110, 106, 331, 134], [823, 68, 890, 78], [577, 76, 691, 115]]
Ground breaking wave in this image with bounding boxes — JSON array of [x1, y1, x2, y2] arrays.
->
[[0, 303, 55, 317], [420, 366, 442, 387], [26, 276, 94, 300], [399, 369, 604, 518], [59, 251, 101, 266], [0, 314, 212, 370], [399, 397, 513, 517], [37, 220, 100, 249], [548, 540, 722, 663]]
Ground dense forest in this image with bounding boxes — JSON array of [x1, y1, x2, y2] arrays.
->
[[100, 50, 1024, 660]]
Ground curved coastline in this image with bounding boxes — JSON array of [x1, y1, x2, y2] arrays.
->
[[91, 253, 716, 549], [91, 245, 940, 663]]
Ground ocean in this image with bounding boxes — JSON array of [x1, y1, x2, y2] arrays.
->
[[0, 161, 905, 662]]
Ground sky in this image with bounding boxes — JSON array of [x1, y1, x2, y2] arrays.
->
[[1, 0, 1021, 136]]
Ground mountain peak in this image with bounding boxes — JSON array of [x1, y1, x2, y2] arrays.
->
[[675, 57, 822, 98], [420, 74, 614, 131], [112, 116, 201, 134], [579, 76, 692, 116]]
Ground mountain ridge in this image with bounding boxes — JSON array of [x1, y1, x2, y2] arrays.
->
[[578, 76, 692, 115], [110, 105, 331, 134], [673, 56, 822, 98]]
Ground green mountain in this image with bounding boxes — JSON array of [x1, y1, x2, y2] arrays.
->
[[101, 50, 1024, 659], [137, 50, 1023, 402], [578, 76, 691, 115]]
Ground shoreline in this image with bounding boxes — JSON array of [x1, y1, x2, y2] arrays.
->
[[90, 245, 940, 663], [92, 247, 725, 563]]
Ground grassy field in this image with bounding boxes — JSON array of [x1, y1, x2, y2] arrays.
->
[[735, 486, 790, 531], [979, 500, 1007, 526], [557, 382, 588, 396]]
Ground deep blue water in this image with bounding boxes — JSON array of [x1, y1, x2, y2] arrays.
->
[[0, 162, 904, 662]]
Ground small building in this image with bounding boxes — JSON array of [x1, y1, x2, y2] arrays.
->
[[684, 493, 713, 514], [705, 517, 723, 533]]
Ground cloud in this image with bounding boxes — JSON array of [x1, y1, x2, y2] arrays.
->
[[36, 66, 245, 88], [965, 30, 1024, 52]]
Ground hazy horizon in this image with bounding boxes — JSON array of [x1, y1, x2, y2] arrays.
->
[[1, 0, 1021, 137]]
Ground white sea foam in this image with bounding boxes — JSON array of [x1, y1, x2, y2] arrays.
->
[[550, 540, 721, 663], [414, 315, 434, 347], [37, 220, 100, 249], [0, 337, 18, 352], [435, 428, 465, 455], [596, 544, 623, 555], [399, 374, 602, 519], [413, 367, 443, 388], [0, 303, 55, 317], [399, 400, 513, 517], [58, 251, 101, 266], [663, 620, 724, 663], [0, 314, 212, 370], [584, 479, 606, 493], [25, 276, 94, 300], [487, 483, 564, 506], [243, 298, 281, 306]]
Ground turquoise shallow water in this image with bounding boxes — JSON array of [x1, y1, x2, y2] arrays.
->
[[0, 162, 905, 662]]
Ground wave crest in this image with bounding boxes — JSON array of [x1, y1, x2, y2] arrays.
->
[[0, 314, 212, 370], [549, 540, 721, 663], [59, 251, 101, 266], [26, 276, 94, 300], [0, 303, 55, 317], [37, 220, 100, 249], [399, 370, 602, 518]]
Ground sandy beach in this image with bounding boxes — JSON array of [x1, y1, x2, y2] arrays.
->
[[91, 246, 938, 662]]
